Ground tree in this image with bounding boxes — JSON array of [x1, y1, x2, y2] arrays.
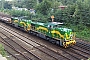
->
[[1, 0, 5, 9], [51, 0, 62, 9], [12, 0, 37, 9], [36, 0, 51, 15], [57, 0, 78, 5], [38, 0, 42, 3], [4, 1, 12, 9], [21, 0, 37, 9]]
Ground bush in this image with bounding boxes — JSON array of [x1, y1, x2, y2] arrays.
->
[[0, 44, 6, 57], [88, 58, 90, 60], [9, 9, 31, 17]]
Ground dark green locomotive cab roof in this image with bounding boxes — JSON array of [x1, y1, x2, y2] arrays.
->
[[31, 21, 44, 26], [11, 17, 19, 20], [20, 19, 32, 22], [44, 22, 63, 26], [44, 22, 64, 28]]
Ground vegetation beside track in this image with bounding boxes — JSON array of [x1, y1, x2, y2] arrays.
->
[[76, 27, 90, 42], [0, 44, 7, 57], [88, 58, 90, 60], [69, 25, 90, 42]]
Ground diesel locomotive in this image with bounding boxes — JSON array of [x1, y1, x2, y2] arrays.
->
[[0, 16, 76, 48]]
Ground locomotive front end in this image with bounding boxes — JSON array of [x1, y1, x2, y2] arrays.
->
[[63, 29, 76, 48]]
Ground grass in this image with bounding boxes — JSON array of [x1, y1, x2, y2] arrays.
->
[[88, 58, 90, 60], [70, 25, 90, 42], [0, 44, 7, 57], [76, 27, 90, 42], [73, 26, 90, 42]]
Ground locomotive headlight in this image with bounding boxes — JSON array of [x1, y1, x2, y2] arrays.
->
[[70, 34, 73, 39]]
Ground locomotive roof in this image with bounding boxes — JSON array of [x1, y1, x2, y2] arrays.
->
[[31, 21, 44, 26], [11, 17, 19, 19], [44, 22, 63, 26]]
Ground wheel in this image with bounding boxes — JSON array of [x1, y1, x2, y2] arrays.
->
[[46, 37, 49, 41], [56, 41, 60, 45], [36, 33, 39, 36]]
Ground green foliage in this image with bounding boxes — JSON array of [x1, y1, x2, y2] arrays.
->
[[54, 0, 90, 26], [32, 13, 49, 22], [12, 0, 37, 9], [35, 0, 51, 15], [9, 9, 31, 17], [0, 0, 12, 9], [54, 10, 64, 22], [21, 0, 37, 9], [0, 0, 5, 9], [0, 2, 2, 8], [73, 0, 90, 26], [51, 0, 62, 9], [88, 58, 90, 60], [76, 27, 90, 42], [0, 44, 6, 57], [69, 25, 90, 42], [57, 0, 77, 5], [4, 1, 12, 9]]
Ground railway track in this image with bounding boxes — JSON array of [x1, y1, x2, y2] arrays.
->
[[0, 39, 29, 60], [71, 46, 90, 58], [54, 46, 88, 60], [0, 31, 41, 60], [0, 20, 90, 60], [76, 41, 90, 51], [67, 48, 89, 60]]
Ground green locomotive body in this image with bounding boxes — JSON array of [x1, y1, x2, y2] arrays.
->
[[8, 17, 76, 48]]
